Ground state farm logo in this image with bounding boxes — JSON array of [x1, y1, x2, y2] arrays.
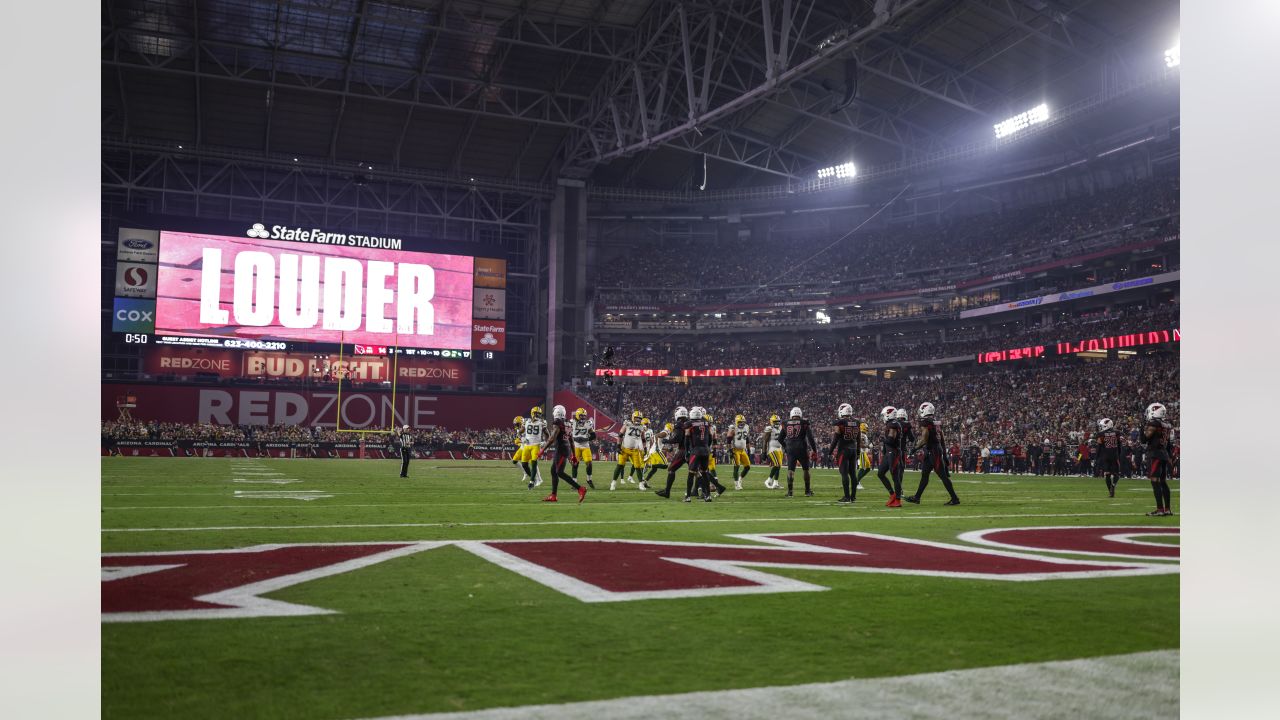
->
[[246, 223, 270, 239], [480, 333, 498, 346], [124, 266, 150, 287]]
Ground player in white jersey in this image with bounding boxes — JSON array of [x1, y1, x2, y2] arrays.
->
[[515, 406, 547, 489], [639, 418, 663, 491], [642, 421, 675, 491], [727, 414, 753, 490], [761, 414, 785, 489], [569, 408, 596, 489], [612, 410, 647, 489]]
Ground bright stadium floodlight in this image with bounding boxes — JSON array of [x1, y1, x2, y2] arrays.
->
[[816, 162, 856, 180], [815, 310, 832, 324], [993, 104, 1049, 139], [1164, 38, 1180, 68]]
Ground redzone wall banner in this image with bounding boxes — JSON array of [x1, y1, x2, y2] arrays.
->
[[681, 368, 781, 377], [154, 231, 474, 349], [102, 383, 535, 429], [144, 348, 472, 385]]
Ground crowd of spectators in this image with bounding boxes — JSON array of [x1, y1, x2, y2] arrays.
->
[[596, 302, 1178, 370], [593, 174, 1178, 305], [580, 353, 1179, 455], [101, 420, 520, 448]]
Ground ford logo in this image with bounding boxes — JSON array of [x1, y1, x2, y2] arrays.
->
[[123, 239, 154, 250]]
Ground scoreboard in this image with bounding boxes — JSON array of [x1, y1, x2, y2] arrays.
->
[[110, 222, 507, 357]]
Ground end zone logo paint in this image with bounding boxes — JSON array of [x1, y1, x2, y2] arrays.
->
[[112, 299, 157, 333], [102, 528, 1178, 622]]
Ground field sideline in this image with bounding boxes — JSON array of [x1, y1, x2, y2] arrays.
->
[[102, 458, 1179, 719]]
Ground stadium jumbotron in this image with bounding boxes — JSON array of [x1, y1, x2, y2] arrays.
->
[[100, 0, 1183, 717]]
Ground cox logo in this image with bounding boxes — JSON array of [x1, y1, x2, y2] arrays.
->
[[112, 300, 156, 333], [116, 309, 154, 322]]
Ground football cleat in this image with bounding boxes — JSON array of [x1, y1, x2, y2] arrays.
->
[[610, 480, 617, 491], [542, 494, 557, 502], [628, 476, 637, 484], [1146, 509, 1165, 517], [527, 478, 536, 489], [683, 495, 693, 503], [734, 480, 743, 491], [586, 479, 595, 489], [638, 481, 649, 491], [577, 487, 588, 504], [533, 476, 543, 488], [904, 495, 921, 504], [784, 491, 793, 498], [804, 490, 815, 497], [943, 498, 961, 506], [886, 496, 902, 508], [837, 496, 853, 504], [655, 489, 671, 499], [856, 482, 864, 490], [703, 494, 714, 503]]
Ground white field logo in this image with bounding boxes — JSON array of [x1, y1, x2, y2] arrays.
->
[[198, 248, 437, 336]]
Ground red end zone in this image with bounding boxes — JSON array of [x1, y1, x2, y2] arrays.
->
[[957, 526, 1180, 560]]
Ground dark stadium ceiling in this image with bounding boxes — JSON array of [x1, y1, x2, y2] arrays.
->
[[102, 0, 1179, 192]]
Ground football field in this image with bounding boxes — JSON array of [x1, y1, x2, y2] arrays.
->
[[102, 458, 1180, 719]]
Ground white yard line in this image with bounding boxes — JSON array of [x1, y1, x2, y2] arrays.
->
[[353, 650, 1177, 720], [101, 511, 1163, 533]]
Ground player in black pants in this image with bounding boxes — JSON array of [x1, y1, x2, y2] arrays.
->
[[893, 408, 914, 500], [538, 405, 587, 503], [829, 403, 862, 504], [397, 425, 414, 477], [683, 407, 716, 502], [905, 402, 961, 506], [875, 406, 903, 507], [781, 407, 817, 497], [656, 407, 690, 499], [1142, 402, 1175, 516], [1094, 417, 1123, 497]]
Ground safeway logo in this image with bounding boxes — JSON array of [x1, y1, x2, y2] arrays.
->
[[124, 266, 150, 287], [102, 528, 1177, 622]]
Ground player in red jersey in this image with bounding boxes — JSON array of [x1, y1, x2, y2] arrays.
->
[[538, 405, 587, 503]]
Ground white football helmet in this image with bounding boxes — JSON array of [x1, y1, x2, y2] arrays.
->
[[1098, 418, 1114, 432], [552, 405, 566, 420], [1145, 402, 1166, 421], [690, 406, 705, 419], [837, 403, 853, 419], [789, 407, 803, 419], [918, 402, 936, 419], [675, 406, 689, 419], [894, 408, 908, 422], [880, 406, 896, 423]]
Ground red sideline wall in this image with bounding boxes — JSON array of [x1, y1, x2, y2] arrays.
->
[[103, 383, 539, 430], [554, 389, 619, 437]]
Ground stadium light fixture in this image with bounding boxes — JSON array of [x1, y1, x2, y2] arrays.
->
[[993, 103, 1049, 139], [816, 162, 857, 180], [816, 310, 832, 324], [1164, 38, 1180, 68]]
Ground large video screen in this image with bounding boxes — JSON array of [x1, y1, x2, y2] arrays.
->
[[154, 231, 474, 349]]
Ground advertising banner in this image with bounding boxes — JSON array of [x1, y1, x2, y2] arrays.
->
[[102, 383, 538, 430], [117, 228, 160, 263], [474, 258, 508, 288], [959, 272, 1180, 319], [115, 262, 158, 298], [154, 231, 474, 349], [112, 298, 157, 333], [473, 287, 506, 319], [472, 320, 506, 351], [143, 348, 471, 385]]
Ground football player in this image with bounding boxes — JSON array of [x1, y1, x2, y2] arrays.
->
[[761, 414, 785, 489], [875, 406, 902, 507], [828, 403, 861, 503], [684, 407, 716, 502], [1142, 403, 1175, 516], [656, 407, 691, 499], [904, 402, 960, 506], [515, 407, 547, 489], [728, 414, 753, 491], [640, 418, 666, 491], [782, 407, 818, 497], [894, 407, 913, 500], [614, 411, 647, 486], [704, 412, 727, 496], [569, 408, 596, 490], [1094, 418, 1123, 498], [537, 405, 586, 503], [855, 419, 872, 489]]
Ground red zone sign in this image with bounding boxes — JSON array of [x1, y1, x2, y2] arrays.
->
[[102, 527, 1179, 622]]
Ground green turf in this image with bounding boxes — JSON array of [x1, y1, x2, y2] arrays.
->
[[102, 458, 1179, 719]]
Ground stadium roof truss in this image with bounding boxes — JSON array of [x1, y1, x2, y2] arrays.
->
[[103, 0, 1177, 194]]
